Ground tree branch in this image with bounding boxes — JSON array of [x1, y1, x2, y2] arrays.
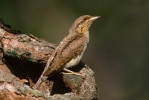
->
[[0, 19, 99, 100]]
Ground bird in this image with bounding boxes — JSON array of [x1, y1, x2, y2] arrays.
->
[[33, 15, 99, 89]]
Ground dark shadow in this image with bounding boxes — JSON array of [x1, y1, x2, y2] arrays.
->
[[4, 56, 44, 85], [50, 73, 71, 95]]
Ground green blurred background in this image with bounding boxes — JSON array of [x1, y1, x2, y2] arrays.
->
[[0, 0, 149, 100]]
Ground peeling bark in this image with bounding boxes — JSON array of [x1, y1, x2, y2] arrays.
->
[[0, 19, 99, 100]]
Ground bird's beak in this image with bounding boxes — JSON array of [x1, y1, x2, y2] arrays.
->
[[90, 16, 100, 21]]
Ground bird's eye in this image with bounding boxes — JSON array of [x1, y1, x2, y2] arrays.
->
[[83, 17, 88, 20]]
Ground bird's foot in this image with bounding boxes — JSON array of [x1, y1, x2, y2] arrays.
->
[[63, 68, 84, 78]]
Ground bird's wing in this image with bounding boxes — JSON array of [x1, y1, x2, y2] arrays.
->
[[43, 34, 85, 76]]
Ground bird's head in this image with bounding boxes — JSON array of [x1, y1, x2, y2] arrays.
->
[[69, 15, 100, 34]]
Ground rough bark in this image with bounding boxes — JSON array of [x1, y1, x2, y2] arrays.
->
[[0, 19, 99, 100]]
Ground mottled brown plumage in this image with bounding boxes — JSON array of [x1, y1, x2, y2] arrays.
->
[[33, 15, 99, 89]]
